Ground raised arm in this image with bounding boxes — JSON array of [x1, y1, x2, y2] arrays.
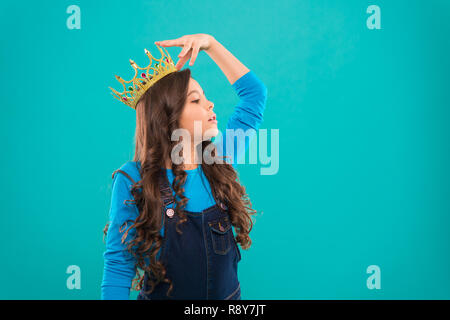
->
[[202, 37, 267, 166], [204, 36, 250, 85], [215, 70, 268, 167], [154, 34, 268, 167]]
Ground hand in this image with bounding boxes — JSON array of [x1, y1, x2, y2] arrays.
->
[[154, 34, 215, 70]]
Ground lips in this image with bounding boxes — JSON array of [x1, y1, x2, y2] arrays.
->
[[208, 115, 216, 121]]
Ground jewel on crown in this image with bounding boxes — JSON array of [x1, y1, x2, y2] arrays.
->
[[109, 44, 178, 109]]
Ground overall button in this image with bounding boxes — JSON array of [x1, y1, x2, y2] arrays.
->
[[219, 202, 228, 210], [166, 208, 174, 218]]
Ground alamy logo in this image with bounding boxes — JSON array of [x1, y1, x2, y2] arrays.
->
[[170, 121, 279, 175], [366, 5, 381, 30], [66, 265, 81, 290], [66, 5, 81, 30], [366, 265, 381, 289]]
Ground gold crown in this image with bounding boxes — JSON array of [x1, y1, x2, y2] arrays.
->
[[109, 45, 178, 109]]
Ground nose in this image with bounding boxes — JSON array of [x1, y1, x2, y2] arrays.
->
[[208, 101, 214, 110]]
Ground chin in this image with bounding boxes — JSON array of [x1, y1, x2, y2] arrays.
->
[[203, 127, 219, 140]]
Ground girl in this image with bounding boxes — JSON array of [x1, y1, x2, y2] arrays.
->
[[102, 34, 268, 300]]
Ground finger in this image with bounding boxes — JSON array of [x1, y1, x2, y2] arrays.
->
[[175, 54, 190, 70], [189, 44, 201, 66], [154, 39, 183, 47], [175, 59, 185, 71], [178, 41, 193, 58]]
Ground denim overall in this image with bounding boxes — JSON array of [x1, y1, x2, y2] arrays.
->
[[137, 168, 242, 300]]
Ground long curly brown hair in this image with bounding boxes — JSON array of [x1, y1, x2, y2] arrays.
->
[[104, 68, 259, 298]]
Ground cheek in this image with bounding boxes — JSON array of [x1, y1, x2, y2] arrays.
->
[[179, 107, 207, 134]]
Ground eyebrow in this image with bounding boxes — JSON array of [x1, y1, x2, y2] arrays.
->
[[188, 89, 205, 97]]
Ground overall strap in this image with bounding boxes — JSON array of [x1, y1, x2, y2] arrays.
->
[[159, 168, 175, 207], [113, 167, 174, 208]]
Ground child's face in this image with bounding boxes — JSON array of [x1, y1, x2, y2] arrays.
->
[[179, 77, 218, 142]]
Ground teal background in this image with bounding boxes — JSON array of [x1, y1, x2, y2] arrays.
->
[[1, 0, 449, 299]]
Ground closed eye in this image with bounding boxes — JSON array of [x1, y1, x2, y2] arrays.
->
[[192, 99, 200, 103]]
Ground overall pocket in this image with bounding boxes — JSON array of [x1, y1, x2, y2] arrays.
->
[[208, 216, 232, 255]]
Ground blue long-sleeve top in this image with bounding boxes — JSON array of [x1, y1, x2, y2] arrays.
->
[[101, 70, 267, 300]]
